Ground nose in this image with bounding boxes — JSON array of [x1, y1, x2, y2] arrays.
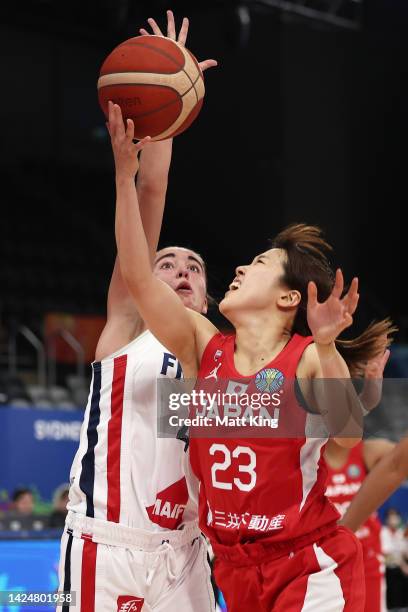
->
[[177, 265, 190, 278], [235, 265, 246, 277]]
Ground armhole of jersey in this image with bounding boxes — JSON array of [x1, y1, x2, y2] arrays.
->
[[294, 336, 320, 415], [200, 332, 226, 366], [294, 378, 321, 415]]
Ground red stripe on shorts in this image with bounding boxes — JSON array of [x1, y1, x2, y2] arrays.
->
[[107, 355, 127, 522], [81, 538, 97, 612]]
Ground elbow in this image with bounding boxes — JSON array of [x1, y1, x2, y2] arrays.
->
[[137, 178, 168, 199], [389, 449, 408, 484], [119, 264, 151, 301]]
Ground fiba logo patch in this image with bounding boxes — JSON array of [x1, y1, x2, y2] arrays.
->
[[117, 596, 144, 612], [347, 464, 361, 479], [255, 368, 285, 393]]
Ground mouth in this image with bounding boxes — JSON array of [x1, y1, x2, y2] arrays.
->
[[227, 278, 241, 293], [176, 281, 193, 294]]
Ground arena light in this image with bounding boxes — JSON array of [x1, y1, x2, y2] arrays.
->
[[253, 0, 364, 30]]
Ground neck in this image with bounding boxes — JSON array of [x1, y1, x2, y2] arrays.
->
[[324, 439, 352, 468], [232, 311, 292, 375]]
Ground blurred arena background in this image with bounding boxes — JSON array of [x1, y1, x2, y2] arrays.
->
[[1, 0, 408, 609]]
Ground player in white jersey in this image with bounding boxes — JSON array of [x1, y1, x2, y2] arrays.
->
[[57, 12, 217, 612]]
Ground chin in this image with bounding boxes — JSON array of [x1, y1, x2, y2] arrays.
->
[[179, 295, 194, 309], [220, 291, 253, 323], [219, 294, 235, 317], [219, 297, 227, 313]]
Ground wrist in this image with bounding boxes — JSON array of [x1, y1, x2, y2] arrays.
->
[[115, 173, 137, 186], [314, 341, 337, 361]]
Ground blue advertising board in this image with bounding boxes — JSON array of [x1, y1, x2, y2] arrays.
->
[[0, 407, 83, 503], [0, 539, 60, 612]]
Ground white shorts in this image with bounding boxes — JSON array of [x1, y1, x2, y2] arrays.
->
[[57, 512, 214, 612]]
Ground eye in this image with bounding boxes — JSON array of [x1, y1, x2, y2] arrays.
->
[[188, 264, 201, 273], [160, 261, 174, 270]]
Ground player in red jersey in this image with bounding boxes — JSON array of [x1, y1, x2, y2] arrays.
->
[[338, 343, 408, 542], [109, 101, 391, 609], [325, 440, 392, 612], [325, 344, 396, 612], [342, 437, 408, 533]]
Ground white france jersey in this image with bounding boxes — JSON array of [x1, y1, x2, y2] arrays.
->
[[67, 330, 197, 531]]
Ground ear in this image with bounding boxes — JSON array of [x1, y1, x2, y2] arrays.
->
[[277, 289, 301, 310], [201, 297, 208, 315]]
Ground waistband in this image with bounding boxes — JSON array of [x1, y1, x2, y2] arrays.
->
[[66, 511, 200, 551], [212, 520, 338, 566]]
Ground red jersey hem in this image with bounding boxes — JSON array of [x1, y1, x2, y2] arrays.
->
[[212, 519, 339, 566]]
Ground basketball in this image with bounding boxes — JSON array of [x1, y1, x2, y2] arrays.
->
[[97, 35, 205, 141]]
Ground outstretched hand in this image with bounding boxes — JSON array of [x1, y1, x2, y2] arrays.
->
[[365, 347, 391, 380], [107, 101, 151, 179], [307, 269, 359, 346], [140, 10, 218, 73], [359, 341, 391, 413]]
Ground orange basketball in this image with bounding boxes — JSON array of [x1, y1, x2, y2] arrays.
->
[[97, 36, 205, 141]]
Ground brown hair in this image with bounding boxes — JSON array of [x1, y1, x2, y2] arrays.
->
[[271, 224, 396, 375]]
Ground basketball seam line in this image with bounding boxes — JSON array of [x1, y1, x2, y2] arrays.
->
[[115, 39, 185, 71], [182, 68, 198, 103], [181, 48, 202, 102], [98, 72, 202, 99], [101, 87, 182, 120], [100, 69, 186, 77], [99, 76, 202, 120], [189, 73, 201, 103]]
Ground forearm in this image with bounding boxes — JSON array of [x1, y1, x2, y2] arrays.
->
[[315, 343, 362, 445], [104, 141, 172, 333], [136, 139, 173, 262], [315, 342, 350, 378], [111, 141, 173, 298], [138, 139, 173, 187], [341, 452, 407, 531], [115, 175, 153, 295], [359, 380, 383, 413]]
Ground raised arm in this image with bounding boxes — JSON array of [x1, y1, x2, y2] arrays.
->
[[95, 138, 172, 361], [341, 437, 408, 531], [96, 11, 216, 362], [298, 270, 363, 447], [111, 101, 215, 371]]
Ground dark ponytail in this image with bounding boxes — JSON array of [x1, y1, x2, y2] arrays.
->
[[336, 318, 397, 377], [271, 224, 396, 374]]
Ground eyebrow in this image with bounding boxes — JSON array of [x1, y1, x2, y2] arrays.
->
[[252, 254, 268, 264], [154, 252, 204, 272]]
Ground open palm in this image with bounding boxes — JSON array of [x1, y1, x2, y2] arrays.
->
[[359, 342, 390, 412], [140, 10, 218, 73], [307, 269, 359, 345]]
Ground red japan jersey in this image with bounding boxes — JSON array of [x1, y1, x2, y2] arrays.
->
[[325, 441, 383, 568], [189, 332, 339, 547]]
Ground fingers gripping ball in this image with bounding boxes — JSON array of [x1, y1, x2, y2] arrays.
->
[[97, 35, 205, 141]]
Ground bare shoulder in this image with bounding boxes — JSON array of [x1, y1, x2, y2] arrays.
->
[[364, 438, 395, 452], [95, 313, 145, 362], [363, 438, 396, 469], [188, 309, 219, 361], [296, 342, 319, 378]]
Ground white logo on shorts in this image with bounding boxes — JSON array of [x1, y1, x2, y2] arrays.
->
[[117, 597, 144, 612]]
